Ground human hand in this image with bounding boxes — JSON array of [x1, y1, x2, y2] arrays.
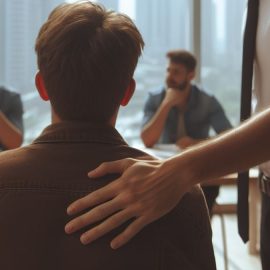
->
[[65, 157, 191, 249], [176, 136, 198, 149], [163, 88, 186, 108]]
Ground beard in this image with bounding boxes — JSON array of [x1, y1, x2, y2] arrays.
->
[[166, 79, 188, 91]]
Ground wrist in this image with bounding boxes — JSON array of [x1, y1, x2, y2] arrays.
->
[[161, 99, 173, 111], [182, 141, 215, 186], [160, 151, 198, 192]]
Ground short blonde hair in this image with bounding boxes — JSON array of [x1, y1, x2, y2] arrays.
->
[[35, 1, 144, 122]]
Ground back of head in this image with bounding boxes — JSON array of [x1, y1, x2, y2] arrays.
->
[[35, 1, 144, 123], [166, 49, 196, 72]]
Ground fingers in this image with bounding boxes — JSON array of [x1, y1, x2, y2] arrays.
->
[[65, 158, 162, 248], [65, 198, 122, 234], [67, 181, 118, 215], [68, 159, 135, 215], [110, 216, 148, 249], [79, 208, 134, 246], [88, 158, 135, 178]]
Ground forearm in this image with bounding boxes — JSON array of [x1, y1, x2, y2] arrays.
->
[[141, 102, 171, 147], [166, 108, 270, 186], [65, 109, 270, 249], [176, 137, 205, 149], [0, 112, 23, 149]]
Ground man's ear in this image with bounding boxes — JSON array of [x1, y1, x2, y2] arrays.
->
[[35, 71, 49, 101], [120, 78, 136, 106]]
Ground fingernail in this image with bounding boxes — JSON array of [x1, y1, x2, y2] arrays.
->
[[88, 171, 94, 177], [111, 241, 119, 250], [80, 234, 90, 245], [65, 224, 73, 234], [67, 206, 74, 215]]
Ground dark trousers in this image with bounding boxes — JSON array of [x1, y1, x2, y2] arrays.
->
[[261, 191, 270, 270], [201, 185, 220, 216]]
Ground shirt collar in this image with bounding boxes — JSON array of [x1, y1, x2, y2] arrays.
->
[[33, 121, 127, 146]]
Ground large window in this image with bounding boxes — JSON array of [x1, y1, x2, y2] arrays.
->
[[0, 0, 247, 146]]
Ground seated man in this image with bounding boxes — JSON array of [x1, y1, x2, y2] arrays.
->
[[141, 50, 232, 214], [0, 86, 23, 150], [0, 2, 216, 270]]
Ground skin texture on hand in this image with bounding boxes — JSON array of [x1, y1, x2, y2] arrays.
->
[[65, 157, 192, 249], [65, 108, 270, 249]]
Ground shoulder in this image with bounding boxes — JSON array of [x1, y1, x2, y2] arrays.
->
[[148, 86, 165, 97], [0, 87, 22, 108], [143, 86, 165, 111], [0, 86, 21, 99], [191, 85, 221, 105], [0, 145, 30, 164], [145, 86, 165, 106], [0, 146, 29, 184], [192, 85, 212, 99]]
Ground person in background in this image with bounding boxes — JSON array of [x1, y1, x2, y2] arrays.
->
[[141, 50, 232, 214], [0, 86, 23, 150]]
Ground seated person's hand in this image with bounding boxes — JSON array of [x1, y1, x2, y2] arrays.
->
[[163, 88, 187, 108], [176, 136, 198, 149]]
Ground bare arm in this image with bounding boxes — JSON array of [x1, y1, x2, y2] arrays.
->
[[0, 111, 23, 149], [141, 88, 187, 147], [141, 100, 172, 147], [176, 136, 204, 149], [189, 109, 270, 182], [65, 108, 270, 249]]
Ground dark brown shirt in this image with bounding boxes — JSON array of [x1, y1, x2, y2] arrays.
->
[[0, 122, 216, 270]]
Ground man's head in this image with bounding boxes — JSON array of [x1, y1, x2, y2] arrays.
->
[[165, 50, 196, 91], [35, 1, 144, 124]]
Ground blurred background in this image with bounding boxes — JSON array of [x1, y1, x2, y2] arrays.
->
[[0, 0, 246, 146]]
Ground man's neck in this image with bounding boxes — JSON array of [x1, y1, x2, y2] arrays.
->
[[51, 108, 117, 127]]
